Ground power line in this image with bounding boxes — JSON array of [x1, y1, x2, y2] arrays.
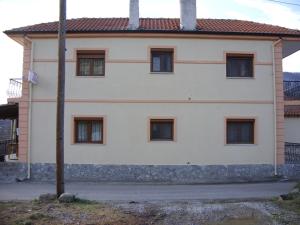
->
[[266, 0, 300, 7]]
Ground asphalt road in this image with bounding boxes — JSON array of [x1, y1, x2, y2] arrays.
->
[[0, 181, 296, 201]]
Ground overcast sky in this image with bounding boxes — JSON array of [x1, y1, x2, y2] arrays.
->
[[0, 0, 299, 103]]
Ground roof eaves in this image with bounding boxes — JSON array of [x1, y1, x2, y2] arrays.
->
[[4, 29, 300, 38]]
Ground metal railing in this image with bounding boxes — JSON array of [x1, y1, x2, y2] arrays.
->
[[285, 142, 300, 164], [7, 78, 22, 98], [284, 81, 300, 100]]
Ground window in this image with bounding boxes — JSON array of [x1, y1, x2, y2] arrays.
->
[[151, 49, 174, 73], [226, 119, 255, 144], [77, 51, 105, 76], [226, 54, 254, 78], [74, 117, 103, 144], [150, 119, 174, 141]]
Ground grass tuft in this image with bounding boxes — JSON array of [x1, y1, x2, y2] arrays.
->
[[73, 197, 97, 204]]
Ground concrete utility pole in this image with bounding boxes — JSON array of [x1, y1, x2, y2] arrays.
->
[[56, 0, 66, 197]]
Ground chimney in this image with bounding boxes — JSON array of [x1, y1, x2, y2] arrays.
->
[[180, 0, 197, 30], [128, 0, 139, 29]]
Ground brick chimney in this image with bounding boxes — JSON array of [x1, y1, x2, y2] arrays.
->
[[128, 0, 139, 29], [180, 0, 197, 30]]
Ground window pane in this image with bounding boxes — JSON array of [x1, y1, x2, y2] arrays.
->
[[77, 121, 88, 142], [240, 122, 254, 143], [161, 54, 172, 72], [227, 59, 240, 77], [160, 123, 173, 139], [152, 56, 161, 72], [151, 120, 173, 140], [91, 121, 102, 142], [151, 50, 173, 72], [239, 59, 251, 77], [79, 59, 91, 76], [93, 59, 104, 75], [227, 123, 239, 143]]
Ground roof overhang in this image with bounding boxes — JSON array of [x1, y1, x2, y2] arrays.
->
[[282, 38, 300, 58], [5, 32, 284, 46], [4, 34, 26, 46], [0, 103, 18, 120]]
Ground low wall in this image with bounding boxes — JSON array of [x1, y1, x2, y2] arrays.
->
[[1, 163, 300, 183], [0, 162, 27, 183]]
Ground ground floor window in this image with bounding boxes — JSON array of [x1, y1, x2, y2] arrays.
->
[[72, 116, 258, 145], [150, 119, 174, 141], [74, 117, 103, 144], [226, 119, 255, 144]]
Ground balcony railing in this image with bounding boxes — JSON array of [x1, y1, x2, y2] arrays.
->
[[285, 142, 300, 164], [7, 78, 22, 99], [284, 81, 300, 100]]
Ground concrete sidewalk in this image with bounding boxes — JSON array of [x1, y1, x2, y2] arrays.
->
[[0, 181, 296, 201]]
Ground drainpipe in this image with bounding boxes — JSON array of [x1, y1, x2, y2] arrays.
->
[[272, 38, 281, 176], [24, 36, 33, 179]]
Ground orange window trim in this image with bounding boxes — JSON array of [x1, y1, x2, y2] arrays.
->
[[226, 118, 256, 144], [150, 118, 175, 141], [150, 48, 174, 73], [226, 53, 255, 78], [76, 50, 106, 77], [74, 117, 104, 144]]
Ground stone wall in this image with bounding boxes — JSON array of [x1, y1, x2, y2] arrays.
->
[[1, 163, 299, 183], [0, 163, 27, 183]]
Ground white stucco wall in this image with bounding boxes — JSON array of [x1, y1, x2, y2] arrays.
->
[[32, 38, 274, 101], [285, 118, 300, 143], [29, 37, 276, 165]]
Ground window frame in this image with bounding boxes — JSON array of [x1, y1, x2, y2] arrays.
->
[[74, 117, 104, 144], [150, 48, 174, 73], [76, 50, 105, 77], [149, 118, 175, 141], [226, 53, 254, 78], [225, 118, 256, 145]]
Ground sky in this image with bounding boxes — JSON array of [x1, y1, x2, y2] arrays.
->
[[0, 0, 299, 103]]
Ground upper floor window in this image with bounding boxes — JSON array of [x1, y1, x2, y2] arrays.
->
[[77, 50, 105, 76], [226, 119, 255, 144], [74, 117, 104, 144], [226, 54, 254, 78], [151, 49, 174, 73]]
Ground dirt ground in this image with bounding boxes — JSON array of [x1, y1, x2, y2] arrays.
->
[[0, 198, 299, 225], [1, 182, 299, 225]]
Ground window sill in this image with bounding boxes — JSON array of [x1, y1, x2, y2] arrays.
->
[[75, 75, 105, 78], [226, 77, 255, 79], [225, 144, 257, 146], [72, 142, 105, 145], [150, 72, 174, 75], [149, 139, 175, 142]]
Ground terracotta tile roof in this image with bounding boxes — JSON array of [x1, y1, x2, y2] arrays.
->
[[285, 105, 300, 117], [4, 18, 300, 37]]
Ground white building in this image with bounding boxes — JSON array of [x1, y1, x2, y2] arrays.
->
[[2, 0, 300, 182]]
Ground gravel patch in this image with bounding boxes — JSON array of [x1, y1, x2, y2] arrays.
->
[[114, 200, 300, 225]]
